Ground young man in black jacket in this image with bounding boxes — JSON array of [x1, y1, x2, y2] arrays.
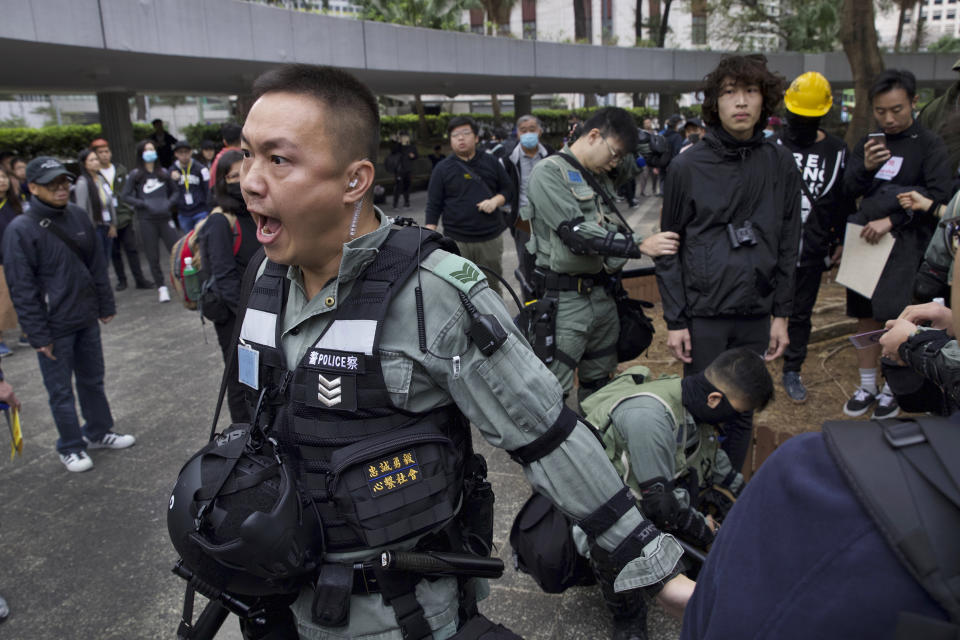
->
[[2, 157, 135, 473], [425, 116, 513, 295], [656, 54, 801, 471], [840, 69, 951, 420], [776, 72, 855, 403]]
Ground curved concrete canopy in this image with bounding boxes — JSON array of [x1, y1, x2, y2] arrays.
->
[[1, 0, 958, 96]]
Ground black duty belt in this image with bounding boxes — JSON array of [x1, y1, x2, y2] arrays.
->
[[533, 268, 611, 294]]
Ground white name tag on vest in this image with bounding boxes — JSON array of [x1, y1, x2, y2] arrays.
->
[[238, 344, 259, 389]]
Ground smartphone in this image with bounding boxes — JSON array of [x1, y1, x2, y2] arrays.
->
[[849, 329, 887, 349], [868, 132, 886, 148]]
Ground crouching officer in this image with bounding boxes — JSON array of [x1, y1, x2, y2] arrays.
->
[[174, 64, 692, 639], [521, 107, 679, 403], [578, 348, 774, 639]]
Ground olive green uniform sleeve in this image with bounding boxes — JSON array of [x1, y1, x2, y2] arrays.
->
[[390, 253, 682, 586]]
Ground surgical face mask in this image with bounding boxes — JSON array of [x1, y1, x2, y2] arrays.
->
[[681, 372, 742, 425], [520, 132, 539, 150], [763, 129, 774, 138], [142, 150, 158, 163]]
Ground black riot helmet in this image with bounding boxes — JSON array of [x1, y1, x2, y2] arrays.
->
[[167, 426, 324, 596]]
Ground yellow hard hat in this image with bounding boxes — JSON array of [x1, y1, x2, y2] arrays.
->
[[784, 72, 833, 117]]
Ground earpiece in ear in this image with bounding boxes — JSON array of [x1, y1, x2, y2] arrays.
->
[[349, 178, 358, 188]]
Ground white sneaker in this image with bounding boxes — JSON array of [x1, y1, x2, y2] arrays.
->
[[60, 451, 93, 472], [158, 286, 171, 303], [85, 431, 136, 449]]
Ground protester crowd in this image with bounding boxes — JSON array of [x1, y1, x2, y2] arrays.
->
[[0, 55, 957, 639]]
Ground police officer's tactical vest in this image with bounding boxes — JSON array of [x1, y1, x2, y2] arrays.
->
[[238, 226, 470, 553], [581, 365, 719, 495]]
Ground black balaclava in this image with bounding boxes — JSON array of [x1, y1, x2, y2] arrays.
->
[[784, 111, 821, 148], [681, 372, 742, 425]]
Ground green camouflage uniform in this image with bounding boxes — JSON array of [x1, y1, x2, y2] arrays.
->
[[255, 211, 681, 640], [521, 145, 644, 399]]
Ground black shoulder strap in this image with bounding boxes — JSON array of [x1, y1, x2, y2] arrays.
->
[[208, 246, 267, 441], [823, 417, 960, 637], [452, 158, 496, 199], [556, 153, 632, 233], [28, 212, 92, 270]]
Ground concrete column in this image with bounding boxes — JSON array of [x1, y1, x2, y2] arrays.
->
[[514, 93, 532, 119], [96, 92, 135, 170]]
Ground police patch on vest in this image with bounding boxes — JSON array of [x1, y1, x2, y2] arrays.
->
[[366, 450, 422, 497], [304, 349, 366, 374], [567, 170, 583, 183]]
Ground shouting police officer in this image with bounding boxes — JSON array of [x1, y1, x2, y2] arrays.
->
[[521, 107, 680, 403], [180, 64, 691, 639]]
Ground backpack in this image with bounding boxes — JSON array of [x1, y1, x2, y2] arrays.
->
[[169, 210, 240, 310], [822, 417, 960, 637], [509, 492, 595, 594]]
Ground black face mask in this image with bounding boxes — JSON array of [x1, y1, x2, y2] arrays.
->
[[681, 372, 742, 425], [784, 112, 821, 148], [217, 182, 247, 214]]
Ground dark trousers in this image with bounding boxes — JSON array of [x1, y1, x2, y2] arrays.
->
[[136, 216, 181, 286], [685, 315, 770, 472], [36, 323, 113, 454], [393, 172, 411, 207], [214, 313, 251, 425], [111, 223, 148, 285], [783, 264, 825, 373], [95, 225, 113, 268], [511, 227, 536, 301]]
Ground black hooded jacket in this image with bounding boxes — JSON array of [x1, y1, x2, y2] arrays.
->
[[2, 196, 116, 346], [655, 126, 802, 330]]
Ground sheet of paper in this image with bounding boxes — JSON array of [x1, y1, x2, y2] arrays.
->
[[836, 222, 896, 299]]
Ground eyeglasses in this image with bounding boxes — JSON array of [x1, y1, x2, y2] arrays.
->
[[450, 130, 474, 140], [602, 137, 621, 160]]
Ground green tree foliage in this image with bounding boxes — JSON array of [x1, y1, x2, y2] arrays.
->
[[929, 34, 960, 53], [709, 0, 841, 52], [357, 0, 473, 29]]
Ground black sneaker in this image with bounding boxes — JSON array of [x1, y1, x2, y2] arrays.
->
[[135, 280, 155, 290], [843, 387, 877, 417], [612, 616, 648, 640], [115, 281, 127, 292], [871, 391, 900, 420], [782, 371, 807, 403]]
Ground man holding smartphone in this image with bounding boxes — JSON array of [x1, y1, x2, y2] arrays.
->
[[841, 69, 951, 419]]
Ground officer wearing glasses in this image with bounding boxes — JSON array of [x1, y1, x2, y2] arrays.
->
[[521, 107, 679, 404]]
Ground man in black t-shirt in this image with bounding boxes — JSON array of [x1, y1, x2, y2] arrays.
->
[[425, 116, 513, 295], [776, 72, 855, 403]]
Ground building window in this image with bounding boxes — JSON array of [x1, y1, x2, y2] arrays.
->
[[949, 8, 957, 18], [934, 10, 942, 19], [522, 0, 536, 39], [691, 0, 707, 45], [935, 0, 943, 5], [601, 0, 614, 44]]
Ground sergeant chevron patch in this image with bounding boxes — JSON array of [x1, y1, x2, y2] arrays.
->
[[317, 374, 342, 407], [433, 254, 487, 294]]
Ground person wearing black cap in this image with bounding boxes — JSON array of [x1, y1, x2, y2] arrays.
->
[[679, 118, 704, 153], [2, 157, 135, 473], [170, 139, 210, 232]]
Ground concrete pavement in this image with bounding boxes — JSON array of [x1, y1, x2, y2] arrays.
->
[[0, 189, 679, 639]]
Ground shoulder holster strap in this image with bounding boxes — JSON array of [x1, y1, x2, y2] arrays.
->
[[823, 417, 960, 638], [208, 247, 266, 441], [507, 405, 578, 465], [556, 153, 631, 233]]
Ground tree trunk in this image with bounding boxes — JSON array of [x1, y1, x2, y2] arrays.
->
[[632, 92, 643, 107], [839, 0, 885, 147], [135, 95, 147, 121], [657, 0, 674, 47], [894, 2, 906, 53], [574, 0, 588, 42], [636, 0, 643, 43], [648, 0, 661, 42], [414, 94, 429, 141], [584, 93, 598, 108], [658, 93, 678, 125], [911, 3, 925, 52], [491, 94, 502, 126]]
